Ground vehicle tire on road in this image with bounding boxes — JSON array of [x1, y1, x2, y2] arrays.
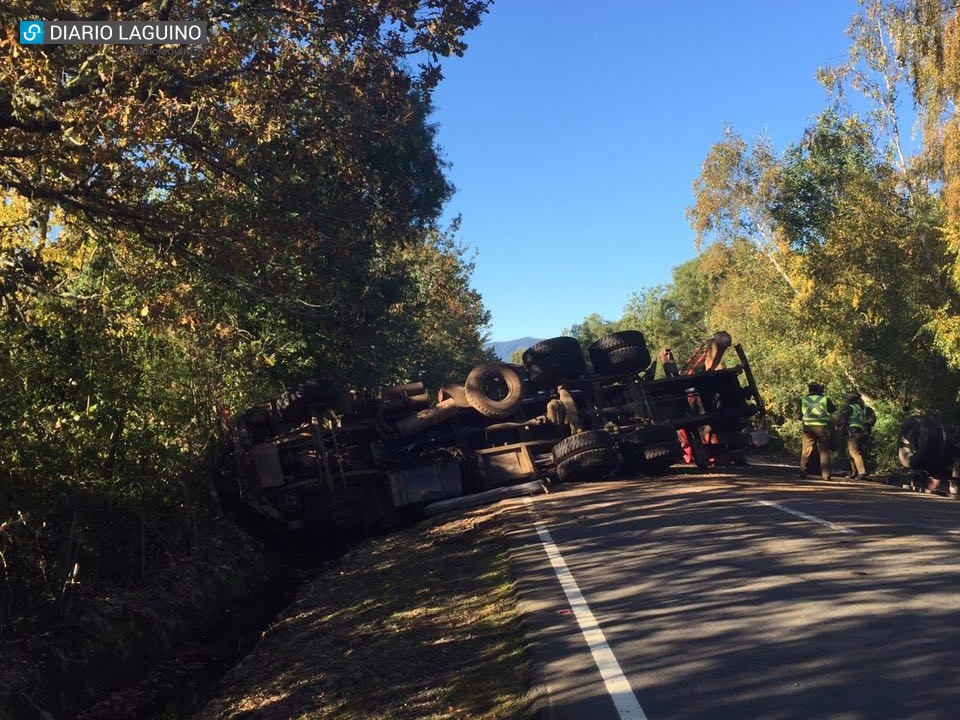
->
[[899, 415, 946, 470], [620, 441, 678, 476], [556, 447, 621, 483], [551, 430, 613, 465], [464, 362, 524, 417], [589, 331, 651, 376], [640, 444, 679, 475], [522, 337, 587, 386]]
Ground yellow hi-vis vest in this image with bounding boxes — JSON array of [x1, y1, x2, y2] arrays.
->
[[802, 395, 830, 426], [847, 403, 865, 430]]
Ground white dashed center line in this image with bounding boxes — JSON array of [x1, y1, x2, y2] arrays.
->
[[756, 499, 857, 534]]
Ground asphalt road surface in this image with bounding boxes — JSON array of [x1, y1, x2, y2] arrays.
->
[[508, 461, 960, 720]]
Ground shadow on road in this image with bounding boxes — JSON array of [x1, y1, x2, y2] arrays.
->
[[509, 461, 960, 720]]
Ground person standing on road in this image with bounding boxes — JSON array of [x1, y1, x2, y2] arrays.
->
[[795, 382, 836, 479], [839, 392, 869, 479]]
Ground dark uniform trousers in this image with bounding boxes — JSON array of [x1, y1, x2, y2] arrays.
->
[[847, 432, 867, 476], [801, 425, 831, 478]]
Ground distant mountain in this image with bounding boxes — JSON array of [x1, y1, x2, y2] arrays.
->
[[486, 336, 543, 362]]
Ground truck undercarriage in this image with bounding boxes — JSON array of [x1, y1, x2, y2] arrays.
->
[[218, 331, 768, 536]]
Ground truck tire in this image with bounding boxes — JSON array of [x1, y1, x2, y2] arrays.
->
[[620, 441, 679, 476], [464, 362, 524, 417], [899, 415, 946, 470], [590, 330, 647, 354], [640, 444, 679, 475], [593, 345, 652, 376], [522, 337, 586, 386], [551, 430, 613, 465], [589, 331, 651, 376], [556, 447, 621, 483]]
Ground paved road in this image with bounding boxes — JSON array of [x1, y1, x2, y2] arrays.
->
[[508, 462, 960, 720]]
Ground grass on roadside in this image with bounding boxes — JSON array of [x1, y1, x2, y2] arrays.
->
[[196, 505, 533, 720]]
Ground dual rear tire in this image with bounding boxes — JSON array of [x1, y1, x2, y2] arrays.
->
[[522, 337, 586, 386], [552, 430, 621, 483], [588, 331, 651, 376]]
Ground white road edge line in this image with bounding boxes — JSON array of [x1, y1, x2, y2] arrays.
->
[[756, 499, 857, 535], [524, 497, 649, 720]]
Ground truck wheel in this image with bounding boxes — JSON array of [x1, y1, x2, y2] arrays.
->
[[589, 332, 651, 375], [551, 430, 613, 465], [523, 337, 586, 385], [464, 362, 524, 417], [556, 447, 621, 483], [898, 415, 946, 470], [590, 330, 647, 353], [593, 345, 652, 375], [641, 444, 679, 475], [620, 442, 679, 476]]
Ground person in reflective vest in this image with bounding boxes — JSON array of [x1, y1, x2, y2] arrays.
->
[[794, 382, 836, 479], [839, 392, 868, 479]]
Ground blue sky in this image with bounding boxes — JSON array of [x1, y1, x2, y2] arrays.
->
[[431, 0, 861, 341]]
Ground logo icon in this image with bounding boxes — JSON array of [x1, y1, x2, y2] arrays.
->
[[19, 21, 44, 44]]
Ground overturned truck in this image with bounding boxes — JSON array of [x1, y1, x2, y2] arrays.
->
[[218, 331, 767, 535]]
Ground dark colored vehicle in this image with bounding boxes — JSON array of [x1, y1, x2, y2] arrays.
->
[[217, 330, 767, 536], [898, 415, 960, 480]]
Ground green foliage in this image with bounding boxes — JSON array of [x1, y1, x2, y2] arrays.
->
[[776, 112, 960, 408], [869, 398, 908, 472], [700, 240, 822, 421], [684, 74, 960, 455], [563, 313, 622, 353], [820, 0, 960, 370], [361, 230, 492, 389], [621, 256, 715, 361], [561, 3, 960, 468], [687, 127, 797, 291], [0, 0, 493, 633]]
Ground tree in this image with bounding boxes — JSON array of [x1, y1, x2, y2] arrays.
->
[[0, 0, 492, 386], [773, 112, 959, 410], [0, 0, 494, 626], [688, 127, 797, 291], [563, 313, 621, 353], [817, 0, 914, 179], [814, 0, 960, 378], [621, 256, 714, 362], [366, 230, 492, 389], [882, 0, 960, 367]]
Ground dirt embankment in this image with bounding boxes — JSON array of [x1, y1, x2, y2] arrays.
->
[[195, 505, 532, 720]]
